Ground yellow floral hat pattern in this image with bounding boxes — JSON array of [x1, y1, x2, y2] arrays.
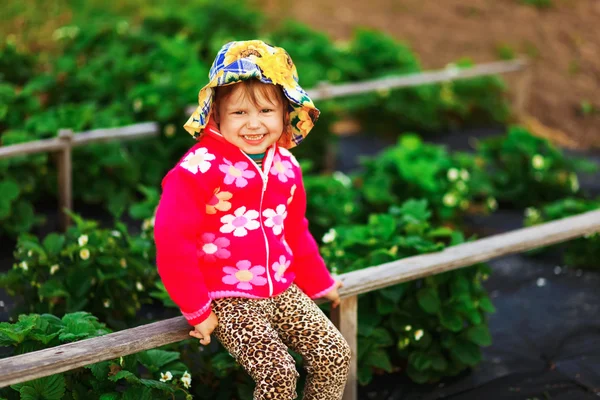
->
[[183, 40, 319, 148]]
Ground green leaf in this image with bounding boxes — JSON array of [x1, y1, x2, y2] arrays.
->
[[417, 287, 441, 314], [42, 234, 65, 257], [408, 351, 432, 371], [137, 350, 180, 372], [122, 386, 152, 400], [478, 296, 496, 313], [365, 349, 393, 372], [357, 363, 373, 386], [140, 379, 175, 393], [439, 309, 463, 332], [108, 370, 140, 383], [464, 325, 492, 346], [85, 361, 110, 380], [0, 180, 20, 202], [450, 339, 482, 366], [38, 281, 69, 299], [0, 315, 39, 345], [99, 393, 120, 400], [431, 353, 449, 371], [369, 328, 394, 347], [15, 374, 65, 400]]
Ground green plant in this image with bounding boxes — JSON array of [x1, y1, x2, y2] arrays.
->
[[519, 0, 552, 8], [0, 312, 194, 400], [356, 134, 496, 223], [524, 197, 600, 269], [0, 212, 158, 329], [321, 199, 494, 384], [476, 125, 598, 208], [495, 43, 516, 61]]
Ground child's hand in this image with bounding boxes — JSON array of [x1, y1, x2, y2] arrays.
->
[[323, 280, 343, 308], [189, 311, 219, 345]]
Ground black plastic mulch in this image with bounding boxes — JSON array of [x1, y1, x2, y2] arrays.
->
[[341, 128, 600, 399]]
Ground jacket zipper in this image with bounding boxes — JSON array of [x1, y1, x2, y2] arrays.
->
[[241, 147, 275, 296]]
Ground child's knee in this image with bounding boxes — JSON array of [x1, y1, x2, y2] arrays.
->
[[254, 358, 299, 391]]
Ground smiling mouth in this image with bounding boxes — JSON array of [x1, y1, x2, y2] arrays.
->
[[243, 134, 266, 141]]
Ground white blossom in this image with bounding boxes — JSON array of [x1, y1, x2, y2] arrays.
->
[[322, 228, 337, 244], [78, 235, 88, 246], [460, 169, 470, 181], [404, 325, 412, 332], [531, 154, 545, 170], [18, 261, 28, 271], [79, 248, 90, 260], [160, 371, 173, 382], [447, 168, 459, 182], [443, 193, 458, 207], [136, 282, 144, 291], [333, 171, 352, 188], [103, 299, 111, 308], [181, 371, 192, 389], [50, 264, 60, 275], [414, 329, 424, 341]]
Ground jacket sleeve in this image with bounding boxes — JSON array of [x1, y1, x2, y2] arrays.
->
[[285, 167, 336, 299], [154, 166, 212, 326]]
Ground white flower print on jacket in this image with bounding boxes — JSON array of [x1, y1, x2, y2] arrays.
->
[[262, 204, 287, 235], [219, 159, 256, 187], [180, 148, 215, 174], [269, 154, 295, 182], [220, 206, 260, 237], [222, 260, 267, 290]]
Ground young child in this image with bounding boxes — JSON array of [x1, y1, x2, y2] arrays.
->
[[154, 40, 351, 399]]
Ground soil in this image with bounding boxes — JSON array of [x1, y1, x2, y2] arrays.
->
[[255, 0, 600, 150]]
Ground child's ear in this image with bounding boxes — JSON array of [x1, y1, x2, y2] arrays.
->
[[211, 107, 220, 124]]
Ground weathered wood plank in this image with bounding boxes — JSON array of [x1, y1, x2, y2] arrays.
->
[[331, 296, 358, 400], [72, 122, 159, 146], [0, 122, 159, 160], [186, 59, 527, 114], [1, 209, 598, 388], [307, 59, 527, 101], [338, 209, 600, 298], [0, 317, 190, 388], [0, 138, 66, 159]]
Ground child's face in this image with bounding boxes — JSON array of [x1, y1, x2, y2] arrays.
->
[[214, 84, 285, 155]]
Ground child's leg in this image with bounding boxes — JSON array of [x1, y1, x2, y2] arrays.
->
[[270, 285, 351, 400], [212, 297, 299, 400]]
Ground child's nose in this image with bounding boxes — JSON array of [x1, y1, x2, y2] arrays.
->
[[246, 116, 261, 129]]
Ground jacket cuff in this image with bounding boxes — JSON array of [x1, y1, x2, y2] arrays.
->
[[307, 278, 337, 299], [181, 301, 212, 326]]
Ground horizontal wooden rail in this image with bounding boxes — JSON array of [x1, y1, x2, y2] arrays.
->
[[0, 122, 159, 160], [1, 209, 598, 388], [185, 58, 527, 114]]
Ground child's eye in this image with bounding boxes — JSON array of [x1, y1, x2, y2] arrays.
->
[[261, 109, 273, 113], [232, 111, 245, 115]]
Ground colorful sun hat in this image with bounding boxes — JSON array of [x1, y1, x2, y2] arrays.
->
[[183, 40, 320, 148]]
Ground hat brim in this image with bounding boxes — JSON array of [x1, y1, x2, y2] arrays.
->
[[183, 49, 319, 148]]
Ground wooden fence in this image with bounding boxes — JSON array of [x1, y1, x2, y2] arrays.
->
[[0, 122, 160, 229], [1, 209, 599, 399], [0, 58, 538, 399]]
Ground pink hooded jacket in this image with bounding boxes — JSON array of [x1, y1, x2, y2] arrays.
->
[[154, 122, 336, 326]]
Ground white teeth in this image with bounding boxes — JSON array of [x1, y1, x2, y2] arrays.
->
[[243, 134, 265, 140]]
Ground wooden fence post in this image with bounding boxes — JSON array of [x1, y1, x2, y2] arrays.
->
[[514, 58, 532, 118], [331, 295, 358, 400], [57, 129, 74, 231]]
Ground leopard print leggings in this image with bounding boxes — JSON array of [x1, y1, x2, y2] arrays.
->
[[212, 284, 351, 400]]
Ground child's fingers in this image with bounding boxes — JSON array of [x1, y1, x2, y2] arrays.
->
[[331, 296, 341, 308], [199, 334, 211, 345]]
